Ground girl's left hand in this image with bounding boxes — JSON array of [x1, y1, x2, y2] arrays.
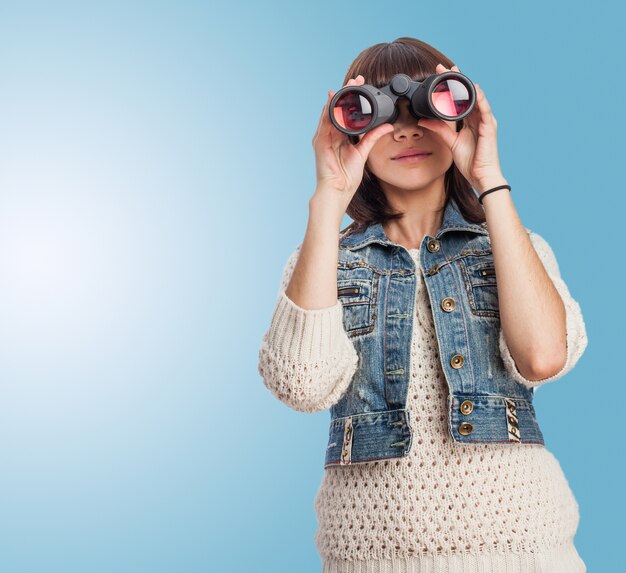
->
[[416, 63, 504, 192]]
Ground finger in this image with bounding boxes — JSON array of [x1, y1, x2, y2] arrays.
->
[[475, 84, 489, 108], [437, 63, 462, 74], [474, 84, 496, 124], [342, 75, 363, 89], [357, 122, 394, 156], [318, 90, 333, 122], [313, 89, 336, 142], [416, 118, 456, 149]]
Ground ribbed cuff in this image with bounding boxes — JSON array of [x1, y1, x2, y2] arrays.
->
[[321, 539, 586, 573], [267, 290, 347, 363]]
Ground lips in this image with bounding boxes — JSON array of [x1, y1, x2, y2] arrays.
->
[[392, 149, 432, 159]]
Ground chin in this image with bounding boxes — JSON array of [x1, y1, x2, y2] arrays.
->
[[381, 178, 436, 193]]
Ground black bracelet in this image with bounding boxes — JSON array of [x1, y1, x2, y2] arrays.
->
[[477, 184, 511, 205]]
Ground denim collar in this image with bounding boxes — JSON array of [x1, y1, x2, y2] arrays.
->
[[339, 196, 487, 251]]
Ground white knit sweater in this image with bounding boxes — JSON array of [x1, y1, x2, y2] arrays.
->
[[258, 231, 588, 572]]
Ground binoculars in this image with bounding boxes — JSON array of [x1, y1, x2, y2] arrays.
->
[[329, 71, 476, 144]]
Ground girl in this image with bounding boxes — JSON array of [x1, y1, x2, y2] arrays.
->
[[258, 37, 588, 572]]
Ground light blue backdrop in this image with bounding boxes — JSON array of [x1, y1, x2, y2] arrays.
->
[[0, 1, 622, 571]]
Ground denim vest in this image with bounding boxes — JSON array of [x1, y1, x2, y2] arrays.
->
[[325, 197, 544, 469]]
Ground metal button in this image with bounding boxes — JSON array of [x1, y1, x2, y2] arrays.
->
[[426, 239, 441, 253], [426, 264, 439, 276], [459, 400, 474, 415], [459, 422, 473, 435], [450, 354, 465, 369], [441, 297, 456, 312]]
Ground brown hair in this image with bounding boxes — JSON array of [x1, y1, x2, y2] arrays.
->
[[339, 37, 485, 233]]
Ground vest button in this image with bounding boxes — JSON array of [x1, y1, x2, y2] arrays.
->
[[459, 422, 474, 435], [459, 400, 474, 415], [450, 354, 465, 369], [426, 239, 441, 253], [441, 297, 456, 312]]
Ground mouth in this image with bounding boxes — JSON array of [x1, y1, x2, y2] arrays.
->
[[392, 152, 432, 162]]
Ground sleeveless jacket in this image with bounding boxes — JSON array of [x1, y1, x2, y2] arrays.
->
[[325, 197, 544, 469]]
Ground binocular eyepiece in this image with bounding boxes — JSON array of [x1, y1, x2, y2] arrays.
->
[[329, 72, 476, 144]]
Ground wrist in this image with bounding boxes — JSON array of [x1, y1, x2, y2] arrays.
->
[[474, 174, 508, 195], [309, 191, 347, 228]]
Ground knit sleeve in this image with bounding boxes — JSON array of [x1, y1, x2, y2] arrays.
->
[[257, 243, 359, 413], [498, 231, 588, 390]]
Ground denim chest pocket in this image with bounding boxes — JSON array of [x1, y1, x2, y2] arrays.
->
[[337, 264, 379, 337], [460, 256, 500, 319]]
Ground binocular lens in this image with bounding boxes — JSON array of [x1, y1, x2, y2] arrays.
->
[[332, 91, 374, 132], [431, 78, 472, 117]]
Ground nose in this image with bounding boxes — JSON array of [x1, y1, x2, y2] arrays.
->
[[392, 102, 424, 140]]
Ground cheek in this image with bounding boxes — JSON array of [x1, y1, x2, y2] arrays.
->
[[364, 139, 386, 169], [365, 155, 385, 176], [431, 141, 454, 168]]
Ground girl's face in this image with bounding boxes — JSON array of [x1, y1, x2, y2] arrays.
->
[[362, 98, 458, 193]]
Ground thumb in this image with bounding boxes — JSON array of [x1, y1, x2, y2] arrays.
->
[[358, 123, 395, 156], [417, 118, 456, 149]]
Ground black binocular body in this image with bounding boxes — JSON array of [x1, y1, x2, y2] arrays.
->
[[329, 71, 476, 144]]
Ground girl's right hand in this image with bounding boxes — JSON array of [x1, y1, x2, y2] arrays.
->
[[311, 75, 395, 200]]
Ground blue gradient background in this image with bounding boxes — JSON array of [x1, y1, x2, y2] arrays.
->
[[0, 1, 622, 571]]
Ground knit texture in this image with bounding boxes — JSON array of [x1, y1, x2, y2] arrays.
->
[[258, 232, 588, 571], [257, 242, 359, 413]]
